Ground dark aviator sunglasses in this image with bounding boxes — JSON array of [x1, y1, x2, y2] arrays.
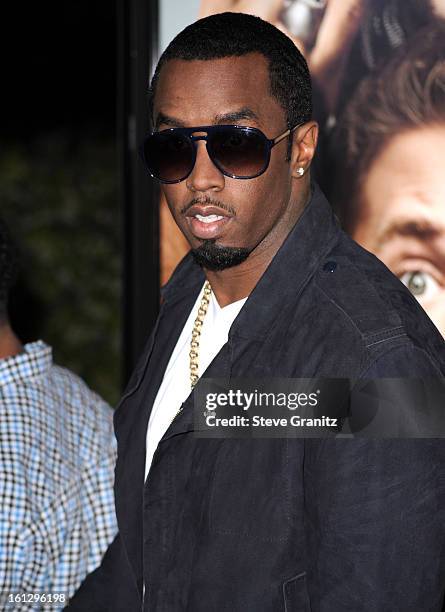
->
[[140, 123, 302, 184]]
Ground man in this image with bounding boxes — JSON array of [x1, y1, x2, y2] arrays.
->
[[331, 23, 445, 338], [69, 13, 445, 611], [0, 218, 117, 606]]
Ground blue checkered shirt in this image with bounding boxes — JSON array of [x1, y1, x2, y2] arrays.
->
[[0, 341, 117, 609]]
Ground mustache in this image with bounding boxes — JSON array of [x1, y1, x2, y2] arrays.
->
[[180, 196, 236, 216]]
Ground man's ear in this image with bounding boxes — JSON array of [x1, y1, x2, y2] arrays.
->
[[290, 121, 318, 179]]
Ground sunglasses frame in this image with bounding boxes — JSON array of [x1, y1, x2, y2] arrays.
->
[[140, 123, 302, 184]]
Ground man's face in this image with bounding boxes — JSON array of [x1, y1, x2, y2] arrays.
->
[[152, 54, 305, 269], [352, 126, 445, 337]]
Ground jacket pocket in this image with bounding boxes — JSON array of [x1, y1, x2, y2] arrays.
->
[[208, 439, 293, 541], [283, 572, 311, 612]]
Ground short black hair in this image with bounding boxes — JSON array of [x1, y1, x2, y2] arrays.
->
[[0, 218, 17, 322], [149, 12, 312, 129]]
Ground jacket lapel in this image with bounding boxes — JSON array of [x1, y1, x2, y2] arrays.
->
[[113, 281, 204, 594], [160, 341, 233, 442]]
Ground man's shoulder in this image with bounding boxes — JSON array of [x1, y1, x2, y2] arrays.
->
[[47, 365, 115, 457], [0, 346, 115, 485], [0, 343, 114, 445], [310, 230, 445, 374], [50, 363, 113, 415]]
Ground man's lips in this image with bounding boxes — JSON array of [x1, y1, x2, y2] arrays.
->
[[185, 205, 234, 240]]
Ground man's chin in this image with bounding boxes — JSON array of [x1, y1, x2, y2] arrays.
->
[[191, 240, 251, 271]]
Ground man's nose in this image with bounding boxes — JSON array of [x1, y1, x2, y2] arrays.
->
[[186, 140, 225, 192]]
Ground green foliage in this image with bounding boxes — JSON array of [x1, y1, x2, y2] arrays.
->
[[1, 132, 121, 405]]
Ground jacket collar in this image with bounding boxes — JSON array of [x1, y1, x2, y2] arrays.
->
[[161, 183, 341, 340]]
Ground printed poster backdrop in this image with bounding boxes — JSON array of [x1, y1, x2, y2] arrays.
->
[[159, 0, 445, 339]]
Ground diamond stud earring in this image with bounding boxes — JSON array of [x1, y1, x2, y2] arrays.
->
[[296, 167, 304, 176]]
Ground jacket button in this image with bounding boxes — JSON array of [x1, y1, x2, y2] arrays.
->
[[323, 261, 337, 273]]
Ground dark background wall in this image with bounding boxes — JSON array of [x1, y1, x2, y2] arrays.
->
[[4, 2, 116, 137], [2, 2, 121, 404]]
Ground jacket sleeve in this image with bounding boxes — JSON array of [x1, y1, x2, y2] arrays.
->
[[304, 344, 445, 611], [64, 532, 141, 611]]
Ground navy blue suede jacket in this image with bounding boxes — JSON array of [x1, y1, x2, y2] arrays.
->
[[68, 184, 445, 611]]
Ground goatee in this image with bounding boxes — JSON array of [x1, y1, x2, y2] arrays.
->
[[191, 240, 251, 271]]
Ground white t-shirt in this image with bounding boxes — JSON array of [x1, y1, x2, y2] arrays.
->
[[144, 283, 247, 480]]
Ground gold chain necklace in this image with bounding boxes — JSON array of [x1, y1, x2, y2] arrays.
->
[[170, 281, 212, 425], [189, 280, 212, 388]]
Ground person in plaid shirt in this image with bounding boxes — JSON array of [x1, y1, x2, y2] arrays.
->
[[0, 218, 117, 609]]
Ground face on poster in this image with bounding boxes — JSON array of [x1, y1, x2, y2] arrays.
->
[[158, 0, 445, 337]]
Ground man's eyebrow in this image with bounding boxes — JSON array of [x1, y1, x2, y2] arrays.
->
[[379, 218, 441, 245], [213, 108, 260, 125], [155, 113, 186, 129], [154, 108, 261, 129]]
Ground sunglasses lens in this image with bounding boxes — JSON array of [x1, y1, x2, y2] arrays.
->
[[143, 131, 194, 182], [209, 128, 269, 178]]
